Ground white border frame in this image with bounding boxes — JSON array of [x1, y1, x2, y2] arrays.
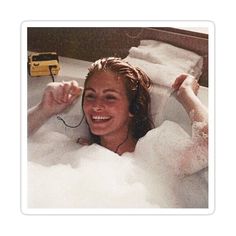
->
[[21, 20, 215, 215]]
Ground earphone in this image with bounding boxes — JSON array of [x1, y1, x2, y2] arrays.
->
[[129, 81, 141, 115]]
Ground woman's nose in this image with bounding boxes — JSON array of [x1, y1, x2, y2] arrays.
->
[[92, 102, 104, 112]]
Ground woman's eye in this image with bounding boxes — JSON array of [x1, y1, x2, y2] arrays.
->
[[105, 95, 117, 101], [84, 94, 95, 100]]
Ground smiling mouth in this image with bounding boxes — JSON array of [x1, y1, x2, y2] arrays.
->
[[91, 115, 112, 123]]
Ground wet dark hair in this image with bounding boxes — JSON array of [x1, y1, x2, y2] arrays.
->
[[82, 57, 154, 144]]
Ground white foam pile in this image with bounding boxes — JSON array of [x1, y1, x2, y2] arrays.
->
[[28, 120, 208, 208]]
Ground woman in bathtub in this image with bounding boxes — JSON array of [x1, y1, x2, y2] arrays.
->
[[28, 57, 208, 175]]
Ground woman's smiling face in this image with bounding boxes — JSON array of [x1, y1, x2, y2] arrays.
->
[[83, 71, 132, 138]]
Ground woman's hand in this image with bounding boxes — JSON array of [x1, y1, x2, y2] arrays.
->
[[28, 80, 83, 136], [172, 74, 207, 124], [172, 74, 200, 102], [39, 80, 83, 118]]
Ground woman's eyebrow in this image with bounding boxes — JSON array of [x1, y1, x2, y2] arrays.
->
[[84, 88, 121, 94], [84, 88, 96, 93], [103, 89, 120, 94]]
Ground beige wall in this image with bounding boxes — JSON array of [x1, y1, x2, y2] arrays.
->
[[177, 27, 208, 34]]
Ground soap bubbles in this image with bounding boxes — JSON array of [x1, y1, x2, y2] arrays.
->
[[27, 120, 208, 208]]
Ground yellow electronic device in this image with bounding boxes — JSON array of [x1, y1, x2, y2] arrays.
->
[[28, 52, 60, 77]]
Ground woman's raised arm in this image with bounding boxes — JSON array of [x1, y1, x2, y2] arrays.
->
[[172, 74, 208, 132], [28, 80, 82, 136], [172, 74, 208, 176]]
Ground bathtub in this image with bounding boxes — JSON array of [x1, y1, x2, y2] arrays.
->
[[26, 56, 208, 211]]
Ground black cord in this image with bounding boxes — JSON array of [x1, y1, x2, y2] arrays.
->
[[57, 114, 85, 128], [58, 113, 130, 154], [115, 128, 130, 154], [49, 65, 56, 82], [49, 64, 85, 129]]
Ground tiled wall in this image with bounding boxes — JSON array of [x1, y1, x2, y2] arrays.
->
[[28, 28, 142, 61]]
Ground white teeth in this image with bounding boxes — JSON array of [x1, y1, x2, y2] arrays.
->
[[92, 116, 110, 120]]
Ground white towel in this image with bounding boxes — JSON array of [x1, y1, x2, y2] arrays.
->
[[125, 39, 203, 87], [125, 56, 182, 88], [149, 85, 171, 126], [134, 40, 203, 77]]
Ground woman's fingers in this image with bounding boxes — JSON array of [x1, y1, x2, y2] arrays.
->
[[192, 79, 200, 95], [68, 81, 82, 98], [64, 81, 83, 103], [45, 80, 82, 104], [70, 80, 81, 94], [62, 82, 71, 102], [44, 82, 63, 104], [172, 74, 188, 90], [173, 74, 199, 92]]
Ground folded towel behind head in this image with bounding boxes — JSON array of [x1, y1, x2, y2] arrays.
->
[[128, 40, 203, 80], [149, 84, 172, 127], [125, 56, 182, 88]]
